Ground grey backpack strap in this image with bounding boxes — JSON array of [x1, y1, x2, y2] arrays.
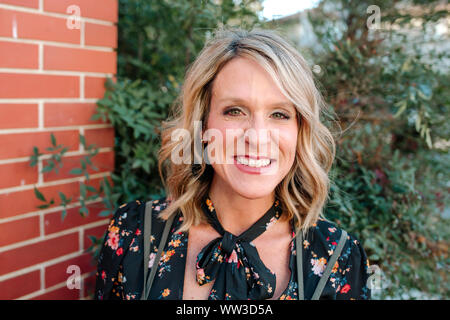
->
[[141, 201, 175, 300], [310, 229, 348, 300], [141, 201, 153, 300], [295, 227, 305, 300]]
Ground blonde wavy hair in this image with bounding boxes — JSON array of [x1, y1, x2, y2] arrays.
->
[[157, 27, 336, 234]]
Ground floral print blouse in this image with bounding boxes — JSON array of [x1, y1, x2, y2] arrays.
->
[[94, 197, 371, 300]]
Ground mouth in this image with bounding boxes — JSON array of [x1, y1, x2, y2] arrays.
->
[[233, 155, 274, 169], [233, 155, 276, 174]]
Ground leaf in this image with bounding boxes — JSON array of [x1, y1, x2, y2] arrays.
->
[[84, 156, 92, 166], [401, 57, 412, 72], [90, 112, 103, 121], [393, 100, 407, 118], [80, 206, 89, 217], [32, 146, 40, 157], [84, 170, 90, 182], [30, 156, 38, 167], [98, 210, 112, 217], [415, 114, 421, 131], [58, 191, 67, 202], [87, 235, 99, 244], [101, 178, 112, 198], [80, 182, 87, 199], [79, 134, 86, 148], [81, 159, 86, 170], [61, 209, 67, 221], [425, 128, 432, 149], [41, 163, 54, 173], [86, 185, 98, 193], [60, 147, 69, 155], [50, 133, 57, 147], [417, 84, 432, 100], [89, 147, 99, 157], [30, 147, 41, 167], [34, 187, 46, 202], [86, 195, 99, 201], [69, 168, 83, 175]]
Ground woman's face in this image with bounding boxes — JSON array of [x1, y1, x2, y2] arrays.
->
[[205, 57, 299, 199]]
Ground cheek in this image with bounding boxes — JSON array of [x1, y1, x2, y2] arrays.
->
[[206, 119, 241, 154], [278, 128, 298, 164]]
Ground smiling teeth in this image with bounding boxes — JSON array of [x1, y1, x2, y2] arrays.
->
[[236, 156, 271, 167]]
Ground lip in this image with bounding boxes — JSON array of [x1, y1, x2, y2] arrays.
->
[[233, 156, 275, 175]]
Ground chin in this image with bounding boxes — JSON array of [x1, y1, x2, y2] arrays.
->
[[234, 188, 276, 200], [211, 163, 287, 199], [227, 177, 279, 200]]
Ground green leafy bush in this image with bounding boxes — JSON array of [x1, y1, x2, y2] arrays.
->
[[301, 0, 449, 298]]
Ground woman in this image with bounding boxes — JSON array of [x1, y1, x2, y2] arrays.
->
[[94, 27, 371, 300]]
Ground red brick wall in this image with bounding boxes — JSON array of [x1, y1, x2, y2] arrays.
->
[[0, 0, 118, 299]]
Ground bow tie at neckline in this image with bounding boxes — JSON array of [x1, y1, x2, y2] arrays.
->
[[195, 195, 282, 300]]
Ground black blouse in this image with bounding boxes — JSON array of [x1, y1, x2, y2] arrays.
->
[[94, 197, 371, 300]]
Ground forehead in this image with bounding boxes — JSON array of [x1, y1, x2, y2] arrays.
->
[[211, 57, 290, 105]]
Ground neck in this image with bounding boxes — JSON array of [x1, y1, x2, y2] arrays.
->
[[208, 175, 275, 236]]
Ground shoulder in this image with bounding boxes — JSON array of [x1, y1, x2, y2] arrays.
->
[[307, 217, 349, 247], [110, 196, 171, 228], [99, 196, 173, 257], [307, 218, 370, 267], [111, 199, 145, 228], [148, 196, 171, 216]]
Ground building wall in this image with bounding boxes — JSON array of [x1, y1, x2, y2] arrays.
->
[[0, 0, 117, 299]]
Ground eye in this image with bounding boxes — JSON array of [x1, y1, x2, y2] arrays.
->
[[272, 112, 290, 120], [223, 107, 244, 116]]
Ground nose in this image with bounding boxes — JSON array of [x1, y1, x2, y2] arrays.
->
[[244, 113, 272, 154]]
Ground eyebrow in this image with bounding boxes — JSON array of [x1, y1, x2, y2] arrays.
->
[[217, 97, 295, 109]]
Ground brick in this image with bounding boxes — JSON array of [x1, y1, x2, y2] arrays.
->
[[0, 8, 80, 44], [0, 73, 79, 98], [44, 45, 116, 74], [44, 252, 95, 288], [44, 202, 110, 235], [85, 22, 117, 48], [0, 232, 79, 276], [0, 270, 41, 300], [84, 76, 108, 99], [0, 41, 38, 69], [0, 181, 80, 219], [84, 127, 114, 149], [30, 285, 80, 300], [44, 102, 108, 127], [0, 215, 40, 246], [0, 130, 79, 160], [44, 0, 118, 23], [0, 103, 38, 129], [0, 0, 39, 8], [43, 150, 114, 182], [0, 160, 39, 189]]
